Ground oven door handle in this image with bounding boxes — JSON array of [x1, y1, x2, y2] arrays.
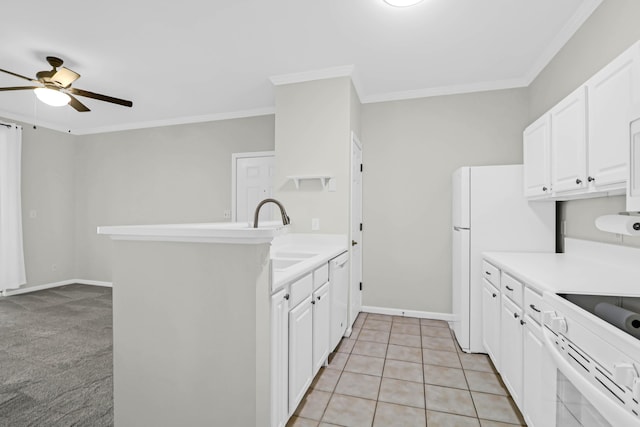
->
[[542, 327, 640, 426]]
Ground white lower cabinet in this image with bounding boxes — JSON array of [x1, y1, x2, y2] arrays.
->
[[288, 295, 313, 412], [484, 258, 556, 427], [312, 281, 331, 375], [523, 315, 545, 427], [270, 288, 289, 427], [500, 294, 523, 408], [481, 279, 501, 370], [271, 261, 340, 426]]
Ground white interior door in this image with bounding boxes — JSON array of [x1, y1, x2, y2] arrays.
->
[[233, 152, 275, 223], [349, 133, 363, 328]]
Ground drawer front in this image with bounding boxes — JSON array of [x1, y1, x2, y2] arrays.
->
[[501, 272, 523, 306], [524, 287, 543, 324], [482, 260, 501, 288], [313, 263, 329, 290], [290, 273, 313, 308]]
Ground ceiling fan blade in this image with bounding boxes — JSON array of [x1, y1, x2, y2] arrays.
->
[[68, 88, 133, 107], [68, 94, 90, 112], [52, 67, 80, 88], [0, 86, 40, 91], [0, 68, 36, 82]]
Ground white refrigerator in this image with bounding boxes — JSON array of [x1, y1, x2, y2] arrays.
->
[[452, 165, 555, 353]]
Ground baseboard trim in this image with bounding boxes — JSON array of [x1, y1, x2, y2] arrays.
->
[[361, 305, 454, 323], [2, 279, 113, 296], [75, 279, 113, 288]]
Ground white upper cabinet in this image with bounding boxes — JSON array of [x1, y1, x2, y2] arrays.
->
[[550, 86, 587, 194], [524, 41, 640, 200], [587, 42, 640, 189], [523, 115, 551, 198]]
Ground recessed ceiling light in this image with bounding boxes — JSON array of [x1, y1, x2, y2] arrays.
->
[[34, 87, 70, 107], [384, 0, 424, 7]]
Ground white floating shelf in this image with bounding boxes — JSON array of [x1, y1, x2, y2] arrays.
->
[[287, 175, 333, 190]]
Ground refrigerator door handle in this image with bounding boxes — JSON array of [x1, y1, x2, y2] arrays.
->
[[453, 226, 470, 231]]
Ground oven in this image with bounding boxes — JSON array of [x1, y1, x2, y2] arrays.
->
[[541, 291, 640, 426]]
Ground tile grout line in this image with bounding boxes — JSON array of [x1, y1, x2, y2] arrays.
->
[[420, 322, 428, 424]]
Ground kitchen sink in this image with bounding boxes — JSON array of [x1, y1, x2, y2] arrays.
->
[[271, 251, 318, 260], [271, 259, 303, 270]]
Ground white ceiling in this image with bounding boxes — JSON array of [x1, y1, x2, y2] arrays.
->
[[0, 0, 601, 135]]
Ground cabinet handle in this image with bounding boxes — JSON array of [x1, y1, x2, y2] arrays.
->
[[492, 293, 497, 298], [529, 304, 540, 313], [284, 294, 290, 300], [317, 296, 321, 301], [505, 285, 514, 291], [514, 313, 520, 319], [542, 186, 548, 192], [352, 240, 358, 246], [576, 178, 582, 185], [311, 300, 316, 305], [485, 271, 491, 275], [520, 319, 526, 326], [588, 176, 595, 182]]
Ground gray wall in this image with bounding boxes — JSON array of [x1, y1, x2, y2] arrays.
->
[[14, 120, 78, 287], [360, 89, 530, 313], [528, 0, 640, 248], [75, 116, 275, 282], [13, 115, 274, 290], [274, 77, 352, 234]]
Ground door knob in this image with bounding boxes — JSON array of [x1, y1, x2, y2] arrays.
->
[[352, 240, 358, 246], [542, 186, 548, 192], [576, 178, 582, 185], [588, 176, 595, 182]]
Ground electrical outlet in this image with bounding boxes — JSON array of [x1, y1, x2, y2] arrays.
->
[[223, 209, 231, 219], [311, 218, 320, 231]]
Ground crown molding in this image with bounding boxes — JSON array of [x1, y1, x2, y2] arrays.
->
[[360, 77, 528, 104], [74, 107, 275, 135], [1, 107, 275, 135], [0, 109, 75, 134], [521, 0, 603, 86], [269, 65, 355, 86]]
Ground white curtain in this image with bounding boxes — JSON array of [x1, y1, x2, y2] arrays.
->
[[0, 123, 26, 292]]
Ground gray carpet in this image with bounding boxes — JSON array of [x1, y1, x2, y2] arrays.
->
[[0, 284, 113, 427]]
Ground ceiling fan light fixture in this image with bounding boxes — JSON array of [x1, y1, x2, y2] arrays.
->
[[34, 87, 71, 107], [384, 0, 423, 7]]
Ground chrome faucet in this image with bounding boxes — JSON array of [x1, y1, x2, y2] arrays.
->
[[253, 198, 290, 228]]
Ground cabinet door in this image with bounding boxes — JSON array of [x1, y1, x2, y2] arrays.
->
[[271, 289, 289, 427], [289, 296, 313, 413], [523, 115, 552, 198], [500, 295, 523, 407], [523, 319, 544, 427], [481, 280, 501, 370], [312, 282, 331, 375], [587, 42, 640, 188], [551, 87, 588, 193], [628, 117, 640, 211], [330, 256, 349, 351]]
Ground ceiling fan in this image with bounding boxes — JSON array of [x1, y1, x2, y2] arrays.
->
[[0, 56, 133, 112]]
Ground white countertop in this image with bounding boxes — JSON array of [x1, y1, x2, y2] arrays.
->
[[97, 221, 289, 244], [483, 240, 640, 297], [271, 234, 348, 291]]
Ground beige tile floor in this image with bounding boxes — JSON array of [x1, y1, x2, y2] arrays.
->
[[287, 312, 526, 427]]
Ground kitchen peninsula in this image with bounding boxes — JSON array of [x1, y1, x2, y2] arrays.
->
[[98, 222, 348, 427], [98, 222, 283, 426]]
